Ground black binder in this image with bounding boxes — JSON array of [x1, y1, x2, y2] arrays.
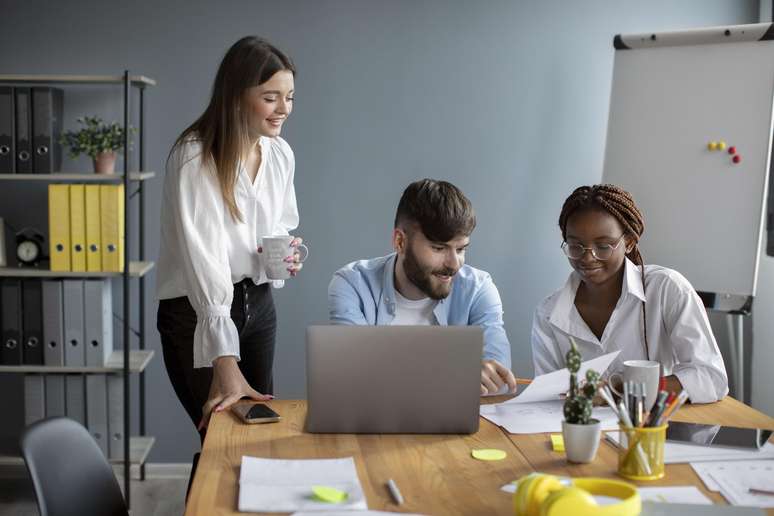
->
[[22, 279, 44, 365], [0, 87, 14, 173], [1, 279, 24, 365], [32, 87, 63, 174], [14, 87, 32, 174]]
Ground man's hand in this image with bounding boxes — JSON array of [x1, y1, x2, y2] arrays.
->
[[198, 356, 272, 430], [480, 359, 518, 395]]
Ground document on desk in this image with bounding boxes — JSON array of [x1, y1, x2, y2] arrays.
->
[[290, 511, 422, 516], [506, 351, 620, 405], [238, 456, 368, 513], [690, 460, 774, 508], [481, 400, 619, 434], [480, 351, 620, 434]]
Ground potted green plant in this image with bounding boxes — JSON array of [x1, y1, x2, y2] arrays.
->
[[561, 337, 603, 463], [60, 116, 134, 174]]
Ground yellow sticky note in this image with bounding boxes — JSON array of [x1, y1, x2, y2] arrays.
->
[[472, 448, 507, 461], [312, 485, 348, 503], [550, 434, 565, 452]]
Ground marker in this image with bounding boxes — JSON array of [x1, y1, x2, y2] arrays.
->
[[387, 478, 404, 505]]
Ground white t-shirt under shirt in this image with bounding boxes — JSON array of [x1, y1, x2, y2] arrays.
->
[[156, 136, 299, 368], [390, 290, 438, 326]]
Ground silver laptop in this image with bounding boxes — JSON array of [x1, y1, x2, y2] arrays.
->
[[305, 325, 483, 434]]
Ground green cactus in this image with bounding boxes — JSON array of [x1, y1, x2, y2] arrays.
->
[[563, 338, 601, 425]]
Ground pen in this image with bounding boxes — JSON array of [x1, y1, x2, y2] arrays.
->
[[617, 401, 653, 476], [387, 478, 404, 505], [749, 487, 774, 497], [657, 390, 689, 426], [515, 378, 533, 385]]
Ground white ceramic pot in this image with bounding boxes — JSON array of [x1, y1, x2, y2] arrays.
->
[[562, 419, 602, 464]]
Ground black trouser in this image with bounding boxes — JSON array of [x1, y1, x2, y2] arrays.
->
[[157, 279, 277, 440]]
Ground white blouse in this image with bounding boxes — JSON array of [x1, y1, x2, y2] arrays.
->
[[531, 258, 728, 403], [156, 136, 299, 368]]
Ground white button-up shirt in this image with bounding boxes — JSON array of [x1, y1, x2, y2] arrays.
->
[[531, 258, 728, 403], [156, 136, 299, 368]]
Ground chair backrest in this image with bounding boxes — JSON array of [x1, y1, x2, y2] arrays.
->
[[20, 417, 128, 516]]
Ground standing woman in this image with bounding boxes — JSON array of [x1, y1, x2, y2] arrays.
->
[[531, 184, 728, 403], [156, 36, 303, 436]]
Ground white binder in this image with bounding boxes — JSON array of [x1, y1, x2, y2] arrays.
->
[[84, 279, 113, 367], [44, 374, 66, 418], [107, 373, 124, 460], [86, 374, 108, 456], [24, 374, 45, 425], [62, 280, 85, 366], [65, 374, 85, 425]]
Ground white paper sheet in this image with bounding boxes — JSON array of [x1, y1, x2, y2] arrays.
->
[[689, 460, 774, 508], [637, 486, 713, 504], [503, 351, 620, 404], [239, 456, 368, 513], [292, 513, 426, 516], [606, 433, 774, 464], [481, 400, 620, 434]]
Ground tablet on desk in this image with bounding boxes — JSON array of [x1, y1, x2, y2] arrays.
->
[[666, 421, 773, 450]]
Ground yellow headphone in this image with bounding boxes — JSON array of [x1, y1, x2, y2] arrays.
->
[[513, 473, 641, 516]]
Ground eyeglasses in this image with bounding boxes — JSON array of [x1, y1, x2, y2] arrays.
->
[[561, 235, 625, 261]]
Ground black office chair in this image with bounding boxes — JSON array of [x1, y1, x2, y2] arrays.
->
[[20, 417, 129, 516]]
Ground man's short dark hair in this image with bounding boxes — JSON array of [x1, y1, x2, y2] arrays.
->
[[394, 179, 476, 242]]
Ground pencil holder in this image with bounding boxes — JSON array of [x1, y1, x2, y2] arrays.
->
[[616, 424, 667, 481]]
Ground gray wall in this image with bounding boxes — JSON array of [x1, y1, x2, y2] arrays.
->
[[0, 0, 761, 462]]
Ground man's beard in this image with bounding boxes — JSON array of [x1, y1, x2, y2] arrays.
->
[[403, 243, 457, 300]]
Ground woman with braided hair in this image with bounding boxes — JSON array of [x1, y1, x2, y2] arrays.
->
[[531, 184, 728, 403]]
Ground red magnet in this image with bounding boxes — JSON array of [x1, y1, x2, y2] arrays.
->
[[733, 155, 741, 164], [728, 146, 737, 155]]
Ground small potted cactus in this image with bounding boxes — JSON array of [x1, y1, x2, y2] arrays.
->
[[561, 337, 603, 463]]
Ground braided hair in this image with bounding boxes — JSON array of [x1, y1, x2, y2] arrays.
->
[[558, 184, 649, 358]]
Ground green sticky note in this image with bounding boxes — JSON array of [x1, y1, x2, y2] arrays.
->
[[312, 485, 348, 503], [471, 448, 507, 461]]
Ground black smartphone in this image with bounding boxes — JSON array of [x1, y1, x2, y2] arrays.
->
[[666, 421, 773, 450], [231, 403, 281, 424]]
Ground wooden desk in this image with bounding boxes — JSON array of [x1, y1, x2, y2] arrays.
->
[[504, 397, 774, 515], [185, 398, 774, 515]]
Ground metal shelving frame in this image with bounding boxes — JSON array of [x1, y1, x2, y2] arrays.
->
[[0, 71, 154, 508]]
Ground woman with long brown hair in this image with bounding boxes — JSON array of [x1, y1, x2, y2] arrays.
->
[[156, 36, 304, 436]]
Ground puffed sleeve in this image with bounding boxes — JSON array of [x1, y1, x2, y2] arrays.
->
[[662, 273, 729, 403], [167, 142, 240, 368]]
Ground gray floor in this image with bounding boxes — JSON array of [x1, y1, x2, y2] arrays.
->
[[0, 474, 188, 516]]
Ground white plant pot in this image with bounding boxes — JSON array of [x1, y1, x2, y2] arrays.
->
[[562, 419, 602, 464]]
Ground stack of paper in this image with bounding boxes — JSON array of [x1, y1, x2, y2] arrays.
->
[[481, 351, 621, 434], [238, 456, 368, 513], [691, 460, 774, 508]]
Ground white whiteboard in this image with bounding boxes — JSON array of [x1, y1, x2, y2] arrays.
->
[[603, 23, 774, 306]]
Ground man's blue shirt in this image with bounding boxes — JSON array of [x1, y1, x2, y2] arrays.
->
[[327, 253, 511, 368]]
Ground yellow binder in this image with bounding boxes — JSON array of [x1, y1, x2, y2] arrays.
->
[[100, 184, 124, 272], [48, 184, 71, 271], [84, 185, 102, 272], [69, 184, 86, 272]]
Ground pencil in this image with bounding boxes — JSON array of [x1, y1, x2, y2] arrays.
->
[[516, 378, 533, 385]]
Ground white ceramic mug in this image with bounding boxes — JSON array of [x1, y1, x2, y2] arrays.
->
[[261, 236, 309, 280], [608, 360, 660, 412]]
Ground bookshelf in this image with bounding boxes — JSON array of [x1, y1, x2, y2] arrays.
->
[[0, 72, 154, 508]]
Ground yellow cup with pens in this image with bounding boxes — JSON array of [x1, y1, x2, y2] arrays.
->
[[617, 423, 668, 480]]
